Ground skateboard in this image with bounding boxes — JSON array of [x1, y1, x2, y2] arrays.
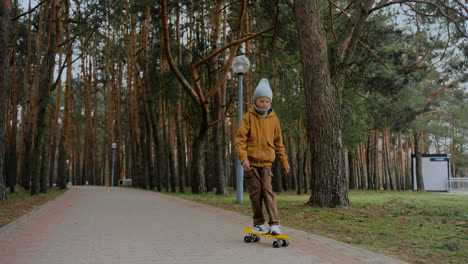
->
[[242, 227, 291, 248]]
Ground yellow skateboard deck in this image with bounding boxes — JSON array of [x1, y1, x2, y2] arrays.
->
[[243, 227, 290, 248]]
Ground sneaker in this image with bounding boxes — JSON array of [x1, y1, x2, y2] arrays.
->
[[253, 224, 269, 234], [270, 225, 281, 235]]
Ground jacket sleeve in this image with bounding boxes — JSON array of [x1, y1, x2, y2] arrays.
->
[[235, 114, 250, 163], [274, 119, 289, 168]]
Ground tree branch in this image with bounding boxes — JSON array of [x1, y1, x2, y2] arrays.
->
[[205, 1, 260, 101], [283, 0, 293, 9], [271, 0, 280, 47], [194, 27, 273, 70], [425, 73, 468, 103], [339, 0, 375, 64], [358, 40, 426, 71], [454, 0, 468, 13], [346, 71, 372, 102], [370, 0, 468, 38], [161, 0, 200, 105], [10, 1, 45, 21], [329, 1, 338, 42], [204, 28, 274, 100], [328, 0, 351, 20]]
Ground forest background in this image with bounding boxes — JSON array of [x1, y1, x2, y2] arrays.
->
[[0, 0, 467, 204]]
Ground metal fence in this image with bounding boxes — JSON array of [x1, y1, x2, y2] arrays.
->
[[448, 178, 468, 192]]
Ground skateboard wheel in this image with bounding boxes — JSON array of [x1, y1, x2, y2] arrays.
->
[[244, 236, 252, 243], [273, 241, 280, 248], [281, 240, 289, 247], [253, 235, 260, 242]]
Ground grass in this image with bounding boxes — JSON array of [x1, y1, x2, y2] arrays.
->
[[0, 186, 67, 228], [156, 188, 468, 264]]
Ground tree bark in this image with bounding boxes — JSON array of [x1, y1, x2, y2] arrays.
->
[[104, 4, 113, 186], [6, 0, 19, 194], [21, 1, 46, 191], [414, 132, 424, 191], [175, 0, 186, 193], [0, 0, 12, 200], [294, 0, 349, 207], [74, 95, 82, 185], [39, 106, 51, 193], [168, 111, 177, 192], [348, 151, 357, 189], [191, 116, 208, 194], [31, 0, 58, 195], [272, 160, 283, 192], [211, 0, 228, 195], [359, 142, 368, 189]]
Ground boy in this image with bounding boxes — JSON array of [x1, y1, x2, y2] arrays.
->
[[235, 78, 290, 235]]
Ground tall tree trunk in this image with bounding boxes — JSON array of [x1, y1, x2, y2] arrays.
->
[[414, 132, 424, 191], [221, 3, 229, 190], [209, 0, 228, 195], [74, 95, 82, 185], [83, 56, 94, 186], [366, 131, 375, 189], [288, 135, 299, 194], [39, 106, 52, 193], [0, 0, 12, 200], [285, 136, 294, 190], [294, 0, 349, 207], [176, 100, 186, 193], [31, 0, 58, 195], [359, 142, 368, 189], [405, 134, 411, 190], [348, 151, 357, 189], [92, 44, 100, 185], [156, 96, 166, 192], [382, 130, 391, 190], [303, 148, 311, 194], [104, 6, 113, 186], [170, 116, 177, 192], [191, 119, 208, 195], [54, 0, 71, 188], [21, 2, 46, 191], [296, 124, 305, 194], [230, 76, 237, 190], [7, 0, 19, 194], [272, 160, 283, 192], [162, 101, 170, 191], [397, 133, 404, 190], [48, 76, 62, 188], [114, 43, 123, 186], [174, 0, 186, 194], [374, 129, 381, 189]]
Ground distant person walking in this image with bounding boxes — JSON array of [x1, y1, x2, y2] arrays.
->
[[235, 78, 290, 235]]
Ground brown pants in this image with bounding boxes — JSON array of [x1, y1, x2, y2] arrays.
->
[[244, 166, 280, 226]]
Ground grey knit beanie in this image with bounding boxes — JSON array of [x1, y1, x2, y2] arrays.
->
[[253, 78, 273, 102]]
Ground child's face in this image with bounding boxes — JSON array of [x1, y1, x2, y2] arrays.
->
[[255, 97, 271, 110]]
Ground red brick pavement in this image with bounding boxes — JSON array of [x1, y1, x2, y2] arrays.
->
[[0, 189, 80, 264]]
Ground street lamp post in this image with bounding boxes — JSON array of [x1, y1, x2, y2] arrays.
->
[[231, 55, 250, 204], [111, 143, 117, 187]]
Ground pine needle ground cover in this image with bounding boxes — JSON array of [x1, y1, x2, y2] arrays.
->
[[160, 189, 468, 264], [0, 187, 67, 228]]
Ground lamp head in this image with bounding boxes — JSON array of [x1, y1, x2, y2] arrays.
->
[[232, 55, 250, 74]]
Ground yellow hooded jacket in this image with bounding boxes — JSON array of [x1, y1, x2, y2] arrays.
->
[[235, 107, 289, 168]]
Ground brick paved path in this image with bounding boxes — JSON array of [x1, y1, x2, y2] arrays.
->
[[0, 186, 407, 264]]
